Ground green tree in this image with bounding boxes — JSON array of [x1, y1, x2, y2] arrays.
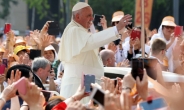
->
[[23, 0, 51, 19], [24, 0, 78, 30], [89, 0, 184, 30], [0, 0, 18, 20], [150, 0, 173, 30]]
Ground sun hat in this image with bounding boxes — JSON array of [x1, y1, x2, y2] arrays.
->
[[161, 16, 176, 27], [13, 45, 28, 55], [111, 11, 124, 22], [0, 47, 5, 53], [14, 38, 26, 45]]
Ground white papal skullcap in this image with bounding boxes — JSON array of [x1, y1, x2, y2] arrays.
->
[[72, 2, 89, 12]]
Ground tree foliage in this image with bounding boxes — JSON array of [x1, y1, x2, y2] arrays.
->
[[150, 0, 173, 29], [89, 0, 183, 30], [23, 0, 51, 19], [0, 0, 18, 20], [1, 0, 184, 31], [89, 0, 133, 27]]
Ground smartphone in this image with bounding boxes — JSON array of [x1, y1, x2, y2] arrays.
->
[[126, 23, 133, 30], [50, 64, 53, 70], [14, 77, 27, 95], [130, 30, 141, 40], [140, 98, 167, 110], [41, 90, 53, 102], [48, 21, 60, 35], [131, 58, 144, 81], [4, 23, 11, 34], [2, 58, 8, 68], [29, 49, 41, 60], [0, 64, 6, 74], [144, 58, 158, 80], [113, 39, 121, 46], [174, 26, 183, 37], [131, 58, 158, 81], [93, 14, 103, 27], [90, 87, 105, 107], [84, 74, 95, 93]]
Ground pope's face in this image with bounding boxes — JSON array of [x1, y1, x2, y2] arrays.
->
[[78, 7, 94, 29]]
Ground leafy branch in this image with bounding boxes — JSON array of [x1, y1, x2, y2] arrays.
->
[[0, 0, 18, 20]]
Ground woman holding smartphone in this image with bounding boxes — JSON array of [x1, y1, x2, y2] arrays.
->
[[127, 27, 150, 61]]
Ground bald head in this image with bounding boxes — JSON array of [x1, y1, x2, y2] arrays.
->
[[100, 49, 115, 67]]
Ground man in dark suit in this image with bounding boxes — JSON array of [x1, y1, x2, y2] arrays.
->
[[31, 57, 56, 91]]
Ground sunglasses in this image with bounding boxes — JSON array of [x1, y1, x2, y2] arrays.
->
[[115, 21, 119, 24], [112, 21, 119, 26], [163, 26, 175, 30]]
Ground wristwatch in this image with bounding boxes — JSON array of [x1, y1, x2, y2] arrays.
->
[[122, 87, 132, 92]]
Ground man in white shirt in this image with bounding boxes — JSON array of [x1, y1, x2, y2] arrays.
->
[[58, 2, 132, 100], [32, 57, 56, 91]]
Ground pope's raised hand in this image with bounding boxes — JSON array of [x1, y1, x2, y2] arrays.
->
[[116, 14, 132, 32]]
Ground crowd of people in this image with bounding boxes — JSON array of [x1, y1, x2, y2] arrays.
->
[[0, 1, 184, 110]]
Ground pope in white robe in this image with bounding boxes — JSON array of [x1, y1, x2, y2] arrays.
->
[[58, 2, 132, 101]]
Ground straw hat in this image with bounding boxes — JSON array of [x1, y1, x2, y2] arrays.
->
[[161, 16, 176, 27], [111, 11, 124, 22], [13, 45, 28, 55], [0, 48, 5, 53], [15, 38, 26, 45]]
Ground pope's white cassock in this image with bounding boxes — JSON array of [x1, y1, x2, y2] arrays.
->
[[58, 2, 120, 102]]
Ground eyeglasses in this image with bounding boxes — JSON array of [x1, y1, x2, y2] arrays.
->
[[112, 21, 119, 26], [163, 26, 175, 30], [115, 21, 119, 24]]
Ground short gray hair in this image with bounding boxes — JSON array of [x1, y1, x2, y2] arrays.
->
[[31, 57, 51, 72], [72, 9, 82, 19]]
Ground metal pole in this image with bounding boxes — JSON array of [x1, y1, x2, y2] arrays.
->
[[173, 0, 179, 24], [141, 0, 145, 58], [66, 0, 70, 24], [31, 7, 35, 30]]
